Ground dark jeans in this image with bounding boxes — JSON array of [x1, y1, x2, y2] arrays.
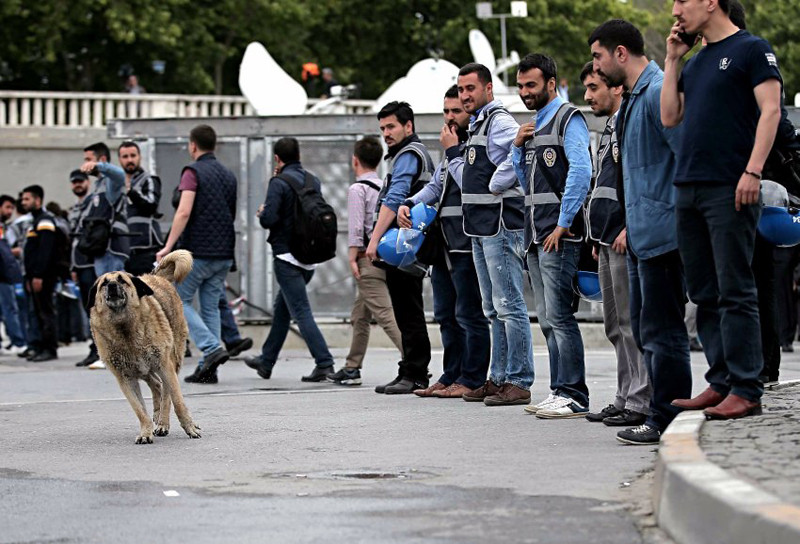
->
[[76, 267, 98, 356], [753, 234, 780, 381], [26, 277, 58, 353], [260, 259, 333, 368], [676, 183, 764, 402], [385, 266, 431, 382], [431, 252, 490, 389], [219, 291, 242, 345], [628, 249, 692, 432]]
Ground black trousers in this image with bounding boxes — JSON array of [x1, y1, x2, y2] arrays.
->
[[125, 250, 158, 276], [385, 267, 431, 382], [773, 246, 800, 347], [26, 277, 57, 353], [76, 267, 98, 355], [752, 234, 780, 381]]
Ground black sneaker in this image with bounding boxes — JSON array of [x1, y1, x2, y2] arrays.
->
[[225, 337, 253, 358], [385, 377, 428, 395], [616, 424, 661, 445], [184, 341, 192, 358], [184, 366, 218, 384], [76, 351, 100, 367], [603, 409, 647, 427], [18, 347, 36, 359], [196, 347, 229, 381], [328, 368, 362, 386], [244, 356, 273, 379], [375, 376, 403, 394], [301, 365, 335, 382], [585, 404, 623, 422], [29, 350, 58, 362]]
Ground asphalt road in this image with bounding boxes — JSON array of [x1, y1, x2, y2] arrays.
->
[[2, 342, 797, 543]]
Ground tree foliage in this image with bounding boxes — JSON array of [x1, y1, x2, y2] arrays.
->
[[0, 0, 796, 101]]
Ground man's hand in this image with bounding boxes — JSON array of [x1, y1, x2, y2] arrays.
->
[[257, 203, 265, 217], [513, 122, 536, 147], [612, 228, 627, 255], [366, 238, 379, 262], [440, 124, 459, 150], [666, 21, 693, 62], [735, 172, 761, 211], [543, 226, 572, 253], [397, 205, 412, 228], [592, 245, 598, 261], [31, 278, 43, 293], [80, 161, 98, 175], [349, 259, 361, 280], [155, 246, 171, 263]]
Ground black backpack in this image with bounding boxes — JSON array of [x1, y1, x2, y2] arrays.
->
[[279, 172, 338, 264]]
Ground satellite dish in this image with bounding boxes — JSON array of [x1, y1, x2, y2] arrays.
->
[[239, 42, 307, 116], [469, 30, 497, 73], [374, 58, 459, 114]]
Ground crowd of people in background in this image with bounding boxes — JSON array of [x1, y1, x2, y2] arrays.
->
[[1, 1, 797, 447]]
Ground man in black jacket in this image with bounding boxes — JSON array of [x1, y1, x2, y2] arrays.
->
[[245, 137, 336, 382], [20, 185, 59, 362]]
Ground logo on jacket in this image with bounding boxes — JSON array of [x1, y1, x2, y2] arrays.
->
[[468, 147, 476, 165], [612, 143, 620, 164], [719, 57, 732, 70], [543, 148, 557, 168]]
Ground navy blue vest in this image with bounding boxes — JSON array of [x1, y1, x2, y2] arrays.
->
[[376, 138, 434, 227], [181, 153, 237, 259], [70, 197, 93, 269], [587, 112, 625, 246], [436, 149, 471, 253], [523, 103, 589, 248], [461, 105, 525, 237], [81, 174, 130, 259], [127, 169, 164, 251]]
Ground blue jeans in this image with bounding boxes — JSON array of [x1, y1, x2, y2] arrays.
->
[[260, 258, 333, 368], [0, 282, 26, 346], [527, 243, 588, 406], [472, 228, 534, 390], [431, 252, 490, 389], [676, 183, 764, 402], [628, 249, 692, 432], [94, 252, 126, 277], [176, 258, 231, 357]]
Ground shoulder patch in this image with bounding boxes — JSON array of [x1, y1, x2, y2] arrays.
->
[[36, 219, 56, 231], [765, 52, 778, 68]]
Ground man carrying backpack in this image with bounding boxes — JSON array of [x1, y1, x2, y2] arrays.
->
[[245, 137, 337, 382]]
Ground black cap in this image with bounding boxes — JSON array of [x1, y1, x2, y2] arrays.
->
[[70, 169, 88, 182]]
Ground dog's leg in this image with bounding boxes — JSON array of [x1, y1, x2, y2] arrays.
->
[[158, 367, 201, 439], [145, 375, 170, 436], [116, 375, 155, 444]]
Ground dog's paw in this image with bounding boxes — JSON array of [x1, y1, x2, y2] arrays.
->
[[135, 434, 154, 444], [154, 425, 170, 437], [183, 423, 202, 439]]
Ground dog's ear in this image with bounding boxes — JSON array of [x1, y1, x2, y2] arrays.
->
[[131, 276, 154, 299], [86, 278, 101, 311]]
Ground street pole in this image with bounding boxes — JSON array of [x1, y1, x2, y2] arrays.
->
[[500, 15, 508, 86]]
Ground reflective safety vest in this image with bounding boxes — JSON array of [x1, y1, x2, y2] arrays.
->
[[79, 175, 130, 259], [461, 105, 525, 237], [587, 112, 625, 246], [376, 139, 434, 227], [126, 169, 164, 251], [436, 148, 471, 253]]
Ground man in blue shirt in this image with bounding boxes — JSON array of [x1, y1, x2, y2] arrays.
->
[[589, 19, 692, 445], [662, 0, 782, 420], [510, 53, 592, 419]]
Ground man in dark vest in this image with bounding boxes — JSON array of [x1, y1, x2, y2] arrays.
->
[[118, 141, 164, 276], [581, 62, 651, 427], [512, 53, 592, 419], [397, 85, 490, 398], [365, 101, 435, 394], [455, 63, 532, 407], [156, 124, 236, 384]]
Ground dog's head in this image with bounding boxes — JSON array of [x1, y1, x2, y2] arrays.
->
[[87, 272, 154, 314]]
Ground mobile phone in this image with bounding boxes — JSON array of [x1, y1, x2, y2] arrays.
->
[[677, 31, 698, 48]]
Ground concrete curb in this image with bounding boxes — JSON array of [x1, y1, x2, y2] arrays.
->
[[654, 407, 800, 544]]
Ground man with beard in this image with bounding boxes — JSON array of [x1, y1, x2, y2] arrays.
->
[[397, 85, 490, 398], [589, 20, 691, 445], [455, 63, 532, 407], [365, 101, 435, 394], [510, 53, 592, 419], [581, 62, 651, 427], [118, 142, 164, 275]]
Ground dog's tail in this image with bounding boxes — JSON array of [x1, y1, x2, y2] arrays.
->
[[153, 250, 193, 283]]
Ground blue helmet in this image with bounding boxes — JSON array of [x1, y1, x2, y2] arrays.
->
[[575, 271, 602, 303], [377, 229, 405, 266], [377, 228, 425, 266], [758, 206, 800, 248], [410, 202, 437, 232]]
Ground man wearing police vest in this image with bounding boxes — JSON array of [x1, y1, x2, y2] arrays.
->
[[365, 101, 435, 395], [454, 63, 533, 407], [581, 62, 651, 427], [397, 85, 490, 399], [511, 53, 592, 419]]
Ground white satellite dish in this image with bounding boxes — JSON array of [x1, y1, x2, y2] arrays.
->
[[239, 42, 307, 116], [469, 30, 497, 73], [374, 58, 460, 114]]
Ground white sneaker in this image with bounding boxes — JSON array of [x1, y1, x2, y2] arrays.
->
[[88, 360, 106, 370], [536, 397, 589, 419], [523, 393, 559, 414], [4, 345, 27, 355]]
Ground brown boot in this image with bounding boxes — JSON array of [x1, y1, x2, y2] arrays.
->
[[703, 394, 762, 420], [462, 380, 501, 402], [413, 382, 447, 397], [484, 383, 531, 406], [432, 383, 473, 398], [671, 387, 725, 410]]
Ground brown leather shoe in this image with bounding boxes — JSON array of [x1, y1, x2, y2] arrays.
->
[[413, 382, 447, 397], [432, 383, 473, 398], [462, 380, 501, 402], [703, 394, 762, 420], [671, 387, 725, 410], [484, 383, 531, 406]]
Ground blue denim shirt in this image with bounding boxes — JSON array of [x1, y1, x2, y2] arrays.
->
[[621, 61, 683, 259], [95, 161, 126, 205], [382, 152, 419, 213]]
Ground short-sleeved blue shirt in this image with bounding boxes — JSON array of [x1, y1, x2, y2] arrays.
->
[[675, 30, 782, 185]]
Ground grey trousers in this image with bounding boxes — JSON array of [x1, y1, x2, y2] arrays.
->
[[598, 246, 651, 414]]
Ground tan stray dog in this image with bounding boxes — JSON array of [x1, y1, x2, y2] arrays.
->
[[88, 250, 201, 444]]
